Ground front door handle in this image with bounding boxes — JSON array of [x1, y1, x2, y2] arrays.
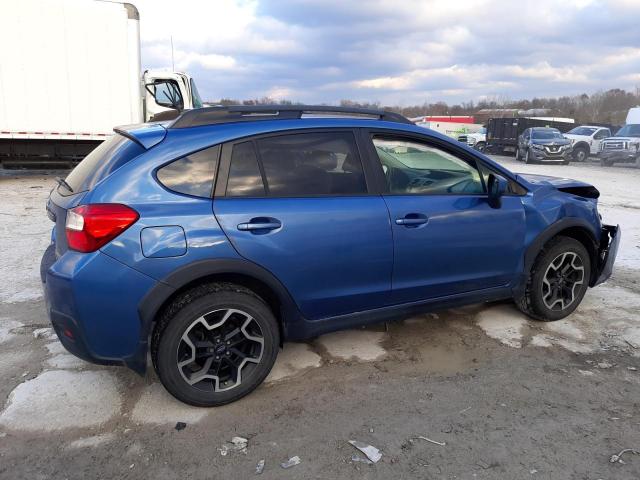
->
[[395, 214, 428, 227], [237, 218, 282, 232]]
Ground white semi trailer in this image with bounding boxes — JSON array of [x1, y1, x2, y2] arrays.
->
[[0, 0, 203, 166]]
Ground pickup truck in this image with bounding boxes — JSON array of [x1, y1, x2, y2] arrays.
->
[[563, 126, 611, 162], [598, 108, 640, 167]]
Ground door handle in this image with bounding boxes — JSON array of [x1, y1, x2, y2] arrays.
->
[[395, 214, 428, 227], [237, 218, 282, 232]]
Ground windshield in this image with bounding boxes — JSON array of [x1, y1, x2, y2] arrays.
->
[[190, 78, 203, 108], [615, 124, 640, 137], [532, 129, 564, 140], [479, 127, 486, 134], [567, 127, 597, 136]]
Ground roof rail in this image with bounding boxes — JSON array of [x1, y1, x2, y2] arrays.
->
[[169, 105, 413, 129]]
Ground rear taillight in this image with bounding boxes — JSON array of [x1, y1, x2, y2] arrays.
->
[[65, 204, 139, 253]]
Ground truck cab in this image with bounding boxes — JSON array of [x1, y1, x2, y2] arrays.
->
[[599, 108, 640, 167], [143, 70, 203, 122]]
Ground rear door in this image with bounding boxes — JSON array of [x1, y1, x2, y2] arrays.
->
[[364, 131, 525, 304], [213, 129, 393, 320]]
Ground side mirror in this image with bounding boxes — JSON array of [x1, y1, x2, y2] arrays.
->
[[145, 79, 184, 111], [487, 173, 508, 208]]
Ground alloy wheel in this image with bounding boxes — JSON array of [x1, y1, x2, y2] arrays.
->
[[176, 308, 264, 392], [541, 252, 585, 311]]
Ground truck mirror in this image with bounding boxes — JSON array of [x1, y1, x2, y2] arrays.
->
[[145, 80, 184, 111]]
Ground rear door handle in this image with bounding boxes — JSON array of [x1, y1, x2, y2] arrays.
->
[[237, 218, 282, 232], [395, 214, 428, 227]]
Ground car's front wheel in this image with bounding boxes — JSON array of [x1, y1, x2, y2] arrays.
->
[[516, 236, 591, 321], [524, 148, 532, 164], [573, 146, 589, 162], [152, 283, 280, 406], [515, 146, 521, 161]]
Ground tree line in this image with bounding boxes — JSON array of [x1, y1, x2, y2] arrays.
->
[[215, 88, 640, 125]]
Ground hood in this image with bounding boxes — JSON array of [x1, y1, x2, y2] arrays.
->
[[516, 173, 600, 199], [531, 137, 571, 146], [563, 134, 586, 141], [604, 136, 637, 142]]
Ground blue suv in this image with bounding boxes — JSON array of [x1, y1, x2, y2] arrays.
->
[[41, 106, 620, 406]]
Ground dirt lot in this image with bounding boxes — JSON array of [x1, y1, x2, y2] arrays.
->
[[0, 156, 639, 479]]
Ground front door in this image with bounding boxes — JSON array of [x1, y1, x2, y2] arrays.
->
[[367, 133, 525, 304], [213, 130, 393, 320]]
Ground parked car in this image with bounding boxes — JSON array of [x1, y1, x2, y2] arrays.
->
[[599, 108, 640, 166], [564, 126, 612, 162], [486, 117, 574, 155], [515, 127, 573, 164], [458, 127, 487, 152], [41, 105, 620, 406]]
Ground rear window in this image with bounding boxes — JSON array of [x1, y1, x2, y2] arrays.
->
[[62, 134, 145, 195], [256, 132, 367, 196], [156, 145, 220, 197]]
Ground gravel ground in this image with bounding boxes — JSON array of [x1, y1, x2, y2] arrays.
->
[[0, 157, 639, 479]]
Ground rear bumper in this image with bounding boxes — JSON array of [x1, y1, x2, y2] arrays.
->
[[41, 244, 158, 373], [593, 224, 620, 286]]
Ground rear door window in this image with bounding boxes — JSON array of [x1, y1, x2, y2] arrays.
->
[[156, 145, 219, 197], [62, 134, 145, 195], [255, 132, 367, 196], [226, 142, 265, 197]]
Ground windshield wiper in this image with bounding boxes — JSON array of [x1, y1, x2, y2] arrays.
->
[[55, 176, 73, 193]]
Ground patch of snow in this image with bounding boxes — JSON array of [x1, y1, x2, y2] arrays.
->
[[33, 327, 56, 340], [66, 433, 117, 449], [543, 320, 585, 340], [45, 341, 66, 355], [0, 319, 22, 344], [266, 342, 322, 382], [529, 334, 554, 348], [316, 330, 386, 361], [46, 353, 87, 369], [0, 370, 121, 431], [0, 176, 53, 304], [131, 382, 208, 425], [475, 306, 528, 348], [578, 370, 595, 377]]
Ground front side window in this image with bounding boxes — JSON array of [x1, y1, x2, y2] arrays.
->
[[568, 126, 597, 136], [156, 145, 219, 197], [256, 132, 367, 196], [373, 136, 484, 195]]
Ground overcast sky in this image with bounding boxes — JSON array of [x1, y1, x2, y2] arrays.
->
[[135, 0, 640, 105]]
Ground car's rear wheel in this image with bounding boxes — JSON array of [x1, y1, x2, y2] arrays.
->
[[516, 236, 591, 321], [152, 283, 280, 406]]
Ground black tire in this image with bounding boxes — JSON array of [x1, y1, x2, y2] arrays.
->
[[601, 158, 613, 167], [475, 142, 486, 153], [515, 236, 591, 321], [152, 282, 280, 407], [524, 148, 532, 164], [573, 146, 588, 162], [515, 147, 521, 161]]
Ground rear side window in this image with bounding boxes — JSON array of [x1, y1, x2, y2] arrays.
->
[[227, 142, 265, 197], [63, 134, 144, 195], [157, 145, 219, 197], [256, 132, 367, 196]]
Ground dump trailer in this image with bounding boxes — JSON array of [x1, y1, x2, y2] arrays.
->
[[0, 0, 203, 167], [486, 117, 575, 155]]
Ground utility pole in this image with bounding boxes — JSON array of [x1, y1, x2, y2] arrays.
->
[[170, 35, 175, 71]]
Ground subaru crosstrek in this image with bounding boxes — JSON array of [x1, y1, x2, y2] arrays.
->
[[41, 106, 620, 406]]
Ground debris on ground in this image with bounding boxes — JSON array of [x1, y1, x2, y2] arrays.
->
[[609, 448, 639, 464], [628, 366, 638, 371], [174, 422, 186, 431], [219, 436, 248, 456], [351, 454, 373, 465], [280, 456, 301, 469], [33, 328, 55, 340], [417, 436, 446, 446], [597, 362, 614, 369], [255, 459, 265, 474], [348, 440, 382, 463]]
